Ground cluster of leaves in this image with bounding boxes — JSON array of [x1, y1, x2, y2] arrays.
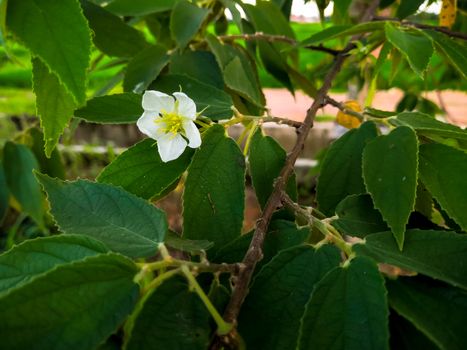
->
[[1, 0, 467, 349]]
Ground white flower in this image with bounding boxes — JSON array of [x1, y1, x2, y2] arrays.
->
[[137, 90, 202, 162]]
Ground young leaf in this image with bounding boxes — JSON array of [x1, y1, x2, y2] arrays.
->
[[125, 276, 211, 350], [0, 253, 139, 350], [27, 127, 66, 180], [169, 50, 224, 89], [425, 30, 467, 78], [0, 234, 107, 295], [183, 125, 245, 253], [123, 45, 170, 93], [32, 57, 76, 157], [300, 22, 385, 46], [332, 194, 388, 237], [97, 139, 193, 200], [151, 74, 234, 120], [387, 277, 467, 350], [317, 121, 378, 216], [36, 174, 168, 258], [75, 93, 143, 124], [238, 244, 341, 350], [354, 229, 467, 289], [104, 0, 178, 16], [385, 22, 434, 78], [249, 128, 297, 209], [6, 0, 91, 103], [3, 142, 44, 227], [363, 126, 418, 249], [392, 112, 467, 143], [81, 0, 147, 58], [170, 0, 209, 48], [207, 34, 264, 107], [298, 257, 389, 350], [395, 0, 425, 19], [419, 143, 467, 231]]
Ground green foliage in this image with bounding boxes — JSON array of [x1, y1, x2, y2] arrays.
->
[[1, 0, 467, 349], [363, 126, 418, 249], [183, 125, 245, 253], [239, 244, 340, 349], [298, 257, 389, 350], [37, 173, 168, 258], [317, 121, 378, 216], [97, 139, 193, 200]]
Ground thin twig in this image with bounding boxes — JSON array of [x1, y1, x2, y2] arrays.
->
[[373, 16, 467, 41], [324, 95, 365, 121], [218, 32, 341, 55], [261, 115, 303, 128]]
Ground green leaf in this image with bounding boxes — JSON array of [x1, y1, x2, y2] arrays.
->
[[183, 125, 245, 253], [151, 74, 234, 120], [125, 276, 211, 350], [81, 0, 147, 58], [0, 161, 7, 224], [300, 21, 385, 46], [6, 0, 91, 103], [213, 219, 309, 269], [332, 194, 388, 238], [364, 107, 397, 118], [32, 57, 77, 157], [393, 112, 467, 145], [396, 0, 424, 19], [385, 22, 434, 78], [165, 231, 213, 254], [75, 93, 143, 124], [249, 128, 297, 209], [3, 142, 44, 227], [97, 139, 193, 200], [425, 30, 467, 78], [36, 173, 168, 258], [0, 234, 107, 295], [169, 50, 224, 89], [207, 34, 264, 107], [298, 257, 389, 350], [0, 253, 139, 350], [363, 126, 418, 249], [317, 121, 378, 216], [27, 127, 66, 180], [170, 0, 209, 48], [354, 229, 467, 289], [123, 45, 170, 93], [387, 277, 467, 350], [419, 143, 467, 231], [390, 311, 439, 350], [239, 244, 341, 350], [105, 0, 179, 16]]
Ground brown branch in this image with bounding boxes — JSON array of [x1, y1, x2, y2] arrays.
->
[[324, 95, 365, 120], [261, 115, 303, 128], [373, 16, 467, 41], [210, 2, 381, 349], [218, 32, 341, 55]]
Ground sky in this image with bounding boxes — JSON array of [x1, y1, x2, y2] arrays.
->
[[239, 0, 441, 20]]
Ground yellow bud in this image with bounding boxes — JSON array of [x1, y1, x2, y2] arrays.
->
[[439, 0, 457, 29], [336, 100, 362, 129]]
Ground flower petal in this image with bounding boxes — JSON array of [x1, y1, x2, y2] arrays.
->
[[157, 133, 188, 162], [173, 92, 196, 119], [136, 111, 166, 140], [183, 121, 201, 148], [142, 90, 174, 113]]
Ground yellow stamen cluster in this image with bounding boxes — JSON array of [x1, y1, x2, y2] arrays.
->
[[155, 111, 184, 135]]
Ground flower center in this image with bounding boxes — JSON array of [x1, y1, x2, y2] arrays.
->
[[155, 111, 184, 135]]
